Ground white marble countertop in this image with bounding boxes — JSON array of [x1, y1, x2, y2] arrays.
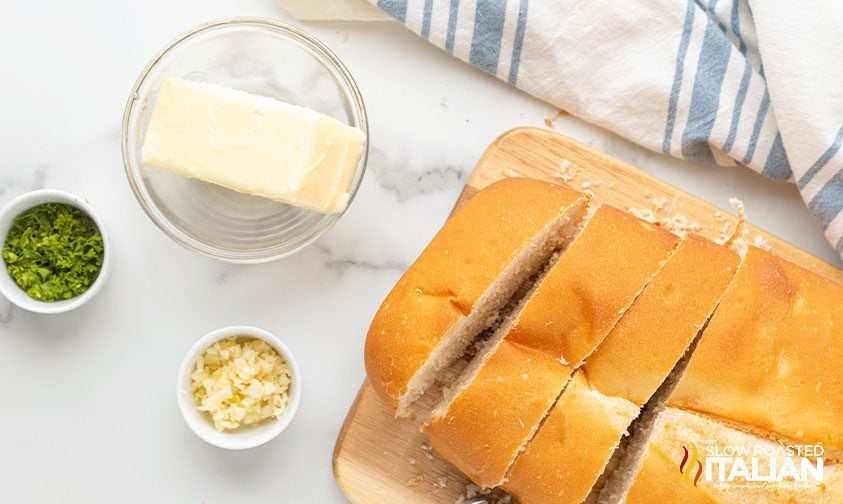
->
[[1, 1, 839, 503]]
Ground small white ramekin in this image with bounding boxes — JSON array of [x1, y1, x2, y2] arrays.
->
[[176, 325, 302, 450], [0, 189, 111, 314]]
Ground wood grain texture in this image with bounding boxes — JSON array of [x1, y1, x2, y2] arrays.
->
[[332, 127, 843, 504]]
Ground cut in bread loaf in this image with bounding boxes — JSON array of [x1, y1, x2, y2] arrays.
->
[[502, 235, 739, 503], [625, 408, 842, 503], [667, 246, 843, 450], [423, 205, 679, 487], [423, 340, 571, 486], [606, 246, 843, 503], [365, 178, 588, 415], [581, 234, 740, 406], [505, 373, 640, 503], [500, 205, 680, 364]]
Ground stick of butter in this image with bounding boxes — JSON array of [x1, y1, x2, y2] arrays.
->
[[141, 78, 366, 214]]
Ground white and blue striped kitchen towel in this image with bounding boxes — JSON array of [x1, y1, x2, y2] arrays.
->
[[279, 0, 843, 261]]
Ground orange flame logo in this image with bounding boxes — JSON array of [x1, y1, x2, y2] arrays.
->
[[679, 444, 704, 487]]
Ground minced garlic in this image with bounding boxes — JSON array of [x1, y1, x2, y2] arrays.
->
[[190, 337, 292, 431]]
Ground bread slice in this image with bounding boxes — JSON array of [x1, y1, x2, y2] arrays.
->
[[667, 246, 843, 451], [500, 204, 680, 367], [502, 235, 739, 503], [624, 408, 842, 503], [365, 178, 589, 415], [602, 246, 843, 503], [424, 340, 572, 486], [589, 303, 713, 504], [505, 372, 640, 503], [422, 205, 679, 487], [579, 234, 740, 406]]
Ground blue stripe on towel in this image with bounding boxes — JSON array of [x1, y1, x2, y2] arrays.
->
[[798, 126, 843, 189], [707, 0, 720, 15], [723, 0, 750, 155], [808, 169, 843, 229], [378, 0, 408, 23], [681, 16, 731, 163], [695, 0, 725, 31], [723, 61, 751, 153], [730, 0, 747, 53], [741, 89, 770, 165], [446, 0, 459, 53], [469, 0, 507, 75], [663, 0, 697, 154], [762, 133, 791, 180], [421, 0, 434, 38], [508, 0, 530, 85]]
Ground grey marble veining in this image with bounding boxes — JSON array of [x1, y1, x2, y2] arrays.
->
[[0, 298, 13, 327], [315, 243, 409, 276], [367, 146, 467, 203]]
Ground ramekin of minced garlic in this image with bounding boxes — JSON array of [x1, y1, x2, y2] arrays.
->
[[177, 326, 301, 450]]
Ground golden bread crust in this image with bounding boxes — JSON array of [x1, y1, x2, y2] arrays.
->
[[424, 340, 572, 487], [504, 205, 679, 365], [364, 178, 583, 409], [668, 247, 843, 450], [582, 234, 739, 406], [504, 373, 639, 504]]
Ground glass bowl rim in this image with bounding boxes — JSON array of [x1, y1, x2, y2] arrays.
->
[[121, 17, 369, 264]]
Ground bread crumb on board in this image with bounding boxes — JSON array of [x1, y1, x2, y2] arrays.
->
[[625, 193, 778, 242], [455, 483, 490, 503], [554, 159, 578, 182], [434, 476, 448, 489], [407, 475, 424, 487], [718, 197, 775, 256], [421, 441, 435, 459], [716, 222, 732, 244], [752, 234, 772, 251], [627, 196, 774, 254], [543, 109, 569, 129], [660, 214, 702, 236], [627, 207, 657, 223], [627, 206, 702, 237], [453, 484, 515, 504]]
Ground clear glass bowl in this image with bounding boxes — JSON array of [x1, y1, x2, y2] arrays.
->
[[122, 18, 368, 263]]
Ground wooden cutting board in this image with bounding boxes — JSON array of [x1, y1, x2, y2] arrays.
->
[[332, 127, 843, 504]]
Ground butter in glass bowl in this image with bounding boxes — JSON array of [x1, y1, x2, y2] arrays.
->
[[122, 18, 368, 263], [142, 78, 366, 215]]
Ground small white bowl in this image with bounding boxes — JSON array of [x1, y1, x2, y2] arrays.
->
[[0, 190, 111, 314], [177, 325, 302, 450]]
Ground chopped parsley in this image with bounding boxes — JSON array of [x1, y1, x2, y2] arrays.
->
[[3, 203, 104, 302]]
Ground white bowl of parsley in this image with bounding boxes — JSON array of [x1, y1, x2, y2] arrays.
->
[[0, 190, 110, 314]]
